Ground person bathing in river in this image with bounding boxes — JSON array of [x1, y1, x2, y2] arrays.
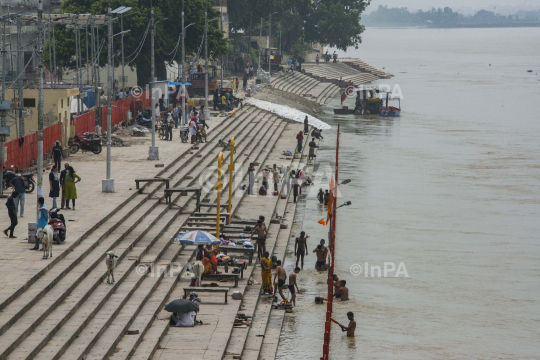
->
[[294, 231, 308, 269], [273, 260, 287, 302], [251, 219, 268, 260], [334, 280, 349, 301], [313, 244, 328, 271], [288, 267, 300, 306]]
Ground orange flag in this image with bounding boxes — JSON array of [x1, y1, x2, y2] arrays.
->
[[318, 218, 327, 226]]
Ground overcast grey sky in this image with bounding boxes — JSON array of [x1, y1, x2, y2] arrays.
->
[[365, 0, 540, 15]]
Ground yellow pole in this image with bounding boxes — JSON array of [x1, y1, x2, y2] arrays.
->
[[216, 152, 224, 238], [227, 137, 235, 222]]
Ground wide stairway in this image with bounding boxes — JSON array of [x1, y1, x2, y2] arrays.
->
[[0, 105, 306, 360], [271, 71, 341, 105]]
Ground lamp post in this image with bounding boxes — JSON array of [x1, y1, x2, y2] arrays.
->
[[268, 12, 276, 77], [216, 152, 224, 237], [102, 6, 115, 192], [227, 137, 235, 219]]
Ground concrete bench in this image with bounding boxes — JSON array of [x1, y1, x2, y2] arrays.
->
[[202, 273, 240, 288], [219, 246, 255, 265], [135, 178, 169, 193], [163, 187, 201, 205], [183, 287, 229, 304]]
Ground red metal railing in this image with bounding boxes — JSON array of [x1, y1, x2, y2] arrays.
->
[[3, 90, 152, 171]]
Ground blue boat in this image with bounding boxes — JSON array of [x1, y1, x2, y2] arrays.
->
[[380, 94, 401, 117]]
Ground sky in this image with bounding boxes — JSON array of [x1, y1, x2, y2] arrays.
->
[[365, 0, 540, 15]]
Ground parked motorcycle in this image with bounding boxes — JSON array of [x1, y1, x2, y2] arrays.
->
[[49, 208, 66, 244], [180, 126, 189, 143], [136, 112, 153, 129], [70, 134, 102, 154], [2, 166, 36, 193], [218, 138, 237, 153]]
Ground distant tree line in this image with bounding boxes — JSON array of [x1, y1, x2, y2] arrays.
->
[[363, 6, 540, 27]]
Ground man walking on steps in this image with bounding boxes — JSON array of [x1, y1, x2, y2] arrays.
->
[[4, 191, 19, 238]]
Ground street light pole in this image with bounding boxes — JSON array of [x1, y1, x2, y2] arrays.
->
[[258, 17, 262, 73], [268, 13, 271, 76], [121, 12, 125, 96], [37, 0, 44, 214], [181, 1, 185, 125], [0, 17, 6, 196], [17, 19, 23, 137], [102, 7, 115, 192], [148, 8, 158, 160], [204, 10, 208, 111]]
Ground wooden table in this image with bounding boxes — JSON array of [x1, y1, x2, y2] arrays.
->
[[183, 287, 230, 304], [135, 178, 170, 194], [163, 187, 201, 205], [202, 273, 240, 288]]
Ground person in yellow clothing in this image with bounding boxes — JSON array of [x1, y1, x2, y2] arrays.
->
[[261, 251, 272, 294], [231, 79, 236, 93], [221, 94, 226, 111], [64, 166, 81, 210]]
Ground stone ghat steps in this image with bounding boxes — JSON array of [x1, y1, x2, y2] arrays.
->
[[302, 62, 379, 85], [339, 57, 394, 78], [109, 122, 304, 360], [121, 126, 314, 360], [222, 129, 311, 360], [48, 114, 284, 360], [272, 72, 340, 105], [0, 107, 268, 360]]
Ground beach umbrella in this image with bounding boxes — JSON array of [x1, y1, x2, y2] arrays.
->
[[174, 230, 221, 245], [165, 299, 199, 314]]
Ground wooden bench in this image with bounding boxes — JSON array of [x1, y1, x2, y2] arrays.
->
[[135, 178, 169, 193], [163, 187, 201, 205], [202, 273, 240, 288], [183, 287, 229, 304], [219, 246, 255, 265]]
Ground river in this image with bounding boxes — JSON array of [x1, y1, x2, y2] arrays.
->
[[276, 27, 540, 359]]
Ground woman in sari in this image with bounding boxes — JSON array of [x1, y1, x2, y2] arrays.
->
[[261, 251, 272, 294]]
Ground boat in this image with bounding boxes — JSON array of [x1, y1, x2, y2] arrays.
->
[[380, 106, 401, 117], [379, 92, 401, 117]]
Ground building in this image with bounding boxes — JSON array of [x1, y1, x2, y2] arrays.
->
[[3, 87, 78, 145]]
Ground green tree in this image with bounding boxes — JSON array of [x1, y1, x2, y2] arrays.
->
[[228, 0, 370, 52], [47, 0, 228, 87]]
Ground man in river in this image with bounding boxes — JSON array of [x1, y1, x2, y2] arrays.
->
[[334, 280, 349, 301], [250, 219, 268, 260], [288, 267, 300, 306], [332, 274, 342, 293], [273, 260, 287, 302], [313, 244, 328, 271], [334, 312, 356, 337], [294, 231, 308, 269]]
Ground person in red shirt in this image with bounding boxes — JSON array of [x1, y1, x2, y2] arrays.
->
[[296, 131, 304, 153]]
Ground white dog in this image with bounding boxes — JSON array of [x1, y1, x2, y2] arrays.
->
[[192, 261, 204, 287], [36, 225, 53, 259], [105, 251, 119, 284]]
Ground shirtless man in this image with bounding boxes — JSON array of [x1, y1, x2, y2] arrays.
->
[[332, 274, 341, 293], [250, 219, 268, 260], [313, 244, 327, 271], [273, 260, 287, 302], [334, 280, 349, 301], [294, 231, 308, 269], [288, 267, 300, 306], [340, 312, 356, 337]]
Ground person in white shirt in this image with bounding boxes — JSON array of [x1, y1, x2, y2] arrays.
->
[[154, 103, 160, 121]]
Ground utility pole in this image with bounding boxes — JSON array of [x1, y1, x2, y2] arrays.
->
[[121, 12, 125, 96], [204, 9, 208, 111], [181, 1, 186, 125], [102, 7, 114, 192], [220, 9, 223, 89], [279, 23, 281, 55], [148, 8, 158, 160], [86, 24, 89, 85], [75, 24, 80, 115], [258, 17, 262, 73], [17, 19, 23, 137], [93, 19, 99, 129], [0, 15, 5, 196], [52, 23, 57, 88], [37, 0, 44, 216], [268, 13, 271, 76], [96, 23, 101, 127]]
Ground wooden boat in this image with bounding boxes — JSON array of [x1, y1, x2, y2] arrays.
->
[[380, 106, 401, 117]]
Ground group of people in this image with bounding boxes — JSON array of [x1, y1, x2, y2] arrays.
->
[[294, 232, 330, 272], [286, 57, 301, 73], [4, 156, 80, 241], [244, 64, 255, 79]]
